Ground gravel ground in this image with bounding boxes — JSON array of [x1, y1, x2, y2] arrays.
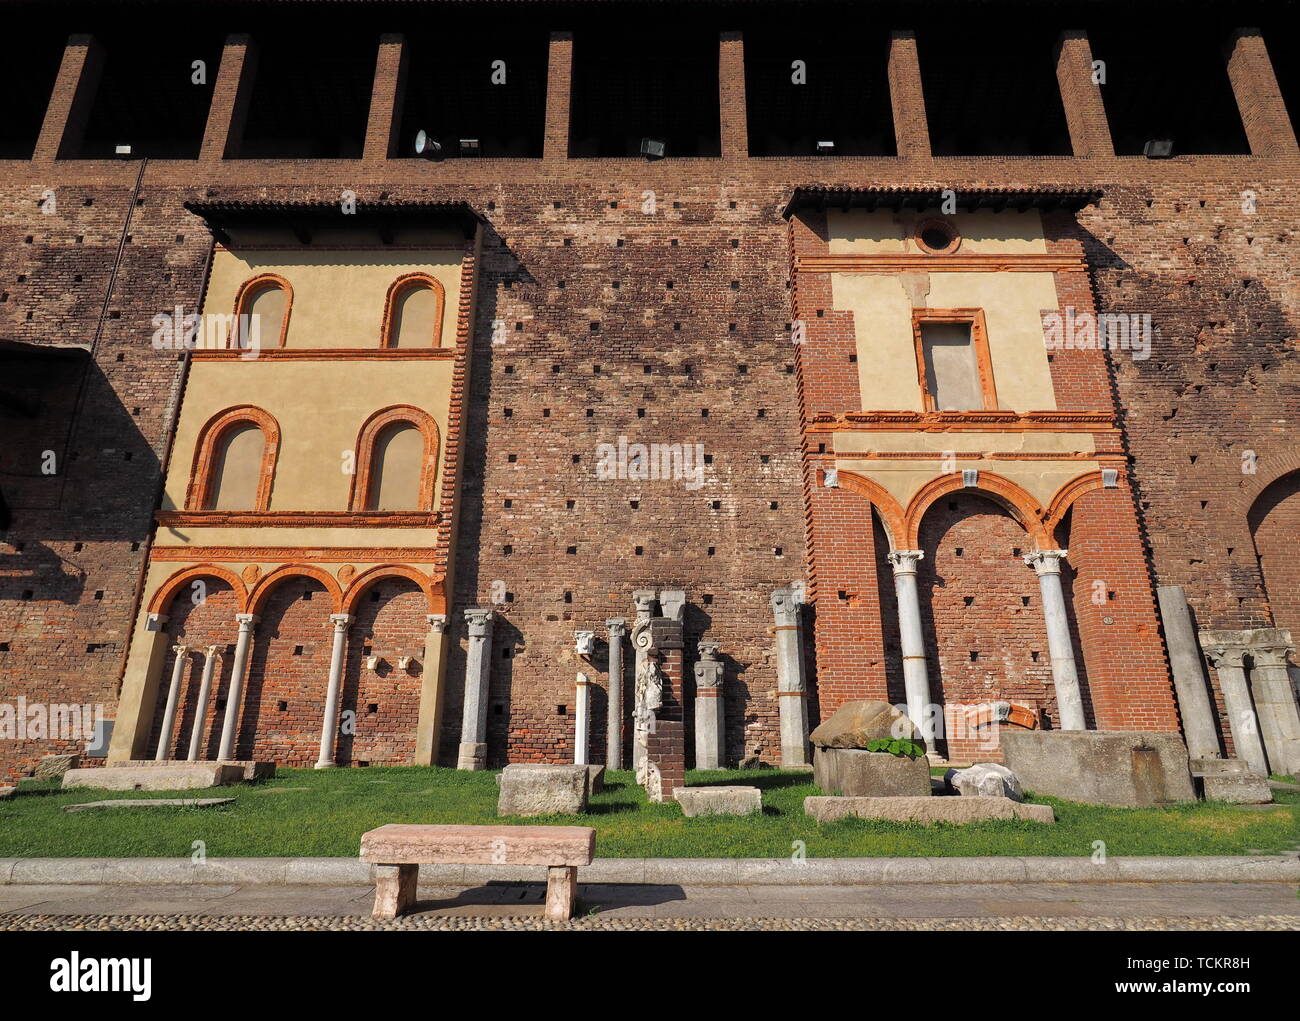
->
[[3, 913, 1298, 931]]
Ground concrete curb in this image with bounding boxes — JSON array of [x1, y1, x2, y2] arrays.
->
[[1, 855, 1298, 886]]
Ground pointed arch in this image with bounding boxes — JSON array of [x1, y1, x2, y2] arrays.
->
[[186, 405, 280, 511], [147, 564, 249, 615], [382, 272, 446, 349], [904, 470, 1051, 549], [247, 563, 344, 616]]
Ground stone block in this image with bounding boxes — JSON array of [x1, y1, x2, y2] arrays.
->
[[0, 787, 14, 800], [501, 762, 602, 798], [1189, 757, 1250, 777], [107, 759, 275, 782], [810, 699, 916, 747], [61, 764, 245, 791], [1201, 774, 1273, 804], [35, 754, 80, 780], [360, 824, 595, 866], [813, 747, 930, 797], [804, 795, 1055, 824], [673, 786, 763, 817], [999, 730, 1196, 806], [497, 764, 588, 816], [945, 762, 1024, 801], [64, 798, 235, 812]]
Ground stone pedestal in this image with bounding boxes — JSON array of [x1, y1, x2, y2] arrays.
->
[[813, 747, 930, 797], [1000, 730, 1196, 806]]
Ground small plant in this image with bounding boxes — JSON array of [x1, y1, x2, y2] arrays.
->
[[865, 737, 926, 759]]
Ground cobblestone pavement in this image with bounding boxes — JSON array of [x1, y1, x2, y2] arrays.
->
[[3, 913, 1298, 931]]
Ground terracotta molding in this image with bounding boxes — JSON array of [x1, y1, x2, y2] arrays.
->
[[380, 271, 446, 349], [147, 563, 249, 615], [1236, 454, 1300, 516], [347, 405, 441, 512], [807, 410, 1117, 433], [230, 272, 292, 349], [903, 470, 1052, 549], [911, 308, 997, 412], [185, 405, 281, 512], [157, 510, 439, 528], [247, 563, 345, 615], [797, 253, 1087, 274], [1043, 469, 1118, 537], [150, 546, 440, 563], [833, 470, 908, 549], [191, 348, 456, 362], [341, 564, 446, 615], [913, 218, 961, 255]]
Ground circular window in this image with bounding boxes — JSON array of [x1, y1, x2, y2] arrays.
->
[[916, 219, 960, 255]]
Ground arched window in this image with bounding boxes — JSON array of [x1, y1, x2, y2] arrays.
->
[[187, 406, 281, 511], [231, 274, 292, 349], [382, 273, 445, 348], [349, 406, 439, 512]]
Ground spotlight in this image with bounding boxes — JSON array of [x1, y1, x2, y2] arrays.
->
[[815, 140, 835, 155], [413, 130, 442, 158], [640, 137, 666, 159], [458, 138, 481, 156], [1143, 138, 1174, 159]]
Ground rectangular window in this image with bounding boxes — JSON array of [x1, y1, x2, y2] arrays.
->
[[912, 309, 997, 412]]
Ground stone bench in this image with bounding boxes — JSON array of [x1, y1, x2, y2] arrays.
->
[[359, 823, 596, 920]]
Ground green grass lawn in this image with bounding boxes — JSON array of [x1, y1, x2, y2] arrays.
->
[[3, 766, 1298, 859]]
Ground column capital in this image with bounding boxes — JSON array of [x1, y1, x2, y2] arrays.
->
[[146, 612, 169, 631], [606, 617, 627, 638], [659, 589, 687, 622], [171, 643, 189, 655], [887, 549, 925, 574], [465, 607, 494, 637], [698, 640, 721, 662], [632, 589, 657, 616], [574, 630, 596, 655], [203, 644, 222, 659], [1249, 644, 1294, 670], [426, 613, 448, 634], [235, 612, 258, 627], [1023, 549, 1068, 574], [1201, 643, 1248, 670], [576, 671, 590, 687], [329, 613, 354, 629], [770, 587, 801, 626]]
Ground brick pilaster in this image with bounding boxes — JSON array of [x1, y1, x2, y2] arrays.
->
[[200, 34, 259, 161], [887, 30, 930, 158], [33, 34, 103, 162], [543, 31, 573, 161], [1055, 30, 1114, 158], [719, 30, 748, 160], [364, 33, 408, 162], [1225, 28, 1299, 156]]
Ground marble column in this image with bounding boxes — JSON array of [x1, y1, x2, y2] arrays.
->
[[693, 640, 725, 770], [1200, 637, 1269, 777], [457, 607, 494, 770], [888, 550, 937, 742], [414, 614, 449, 766], [1155, 586, 1222, 759], [1247, 630, 1300, 776], [217, 613, 257, 762], [574, 672, 591, 766], [1023, 549, 1087, 731], [770, 587, 809, 766], [605, 618, 626, 768], [186, 645, 221, 761], [630, 590, 656, 771], [155, 643, 189, 761], [315, 613, 353, 769]]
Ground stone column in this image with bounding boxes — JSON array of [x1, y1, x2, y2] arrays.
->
[[888, 550, 937, 741], [771, 587, 809, 766], [457, 608, 494, 770], [155, 643, 189, 761], [693, 641, 725, 770], [315, 613, 353, 769], [1024, 550, 1087, 731], [216, 613, 257, 762], [1247, 631, 1300, 776], [630, 590, 656, 771], [605, 619, 626, 768], [1155, 586, 1221, 760], [574, 673, 591, 766], [1200, 637, 1269, 777], [186, 645, 221, 761], [413, 614, 449, 766]]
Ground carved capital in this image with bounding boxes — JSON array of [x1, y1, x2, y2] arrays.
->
[[329, 613, 354, 632], [426, 613, 448, 635], [1023, 549, 1068, 575], [632, 589, 657, 617], [887, 549, 925, 575], [770, 587, 800, 626], [465, 607, 493, 639], [606, 618, 627, 639], [1202, 644, 1248, 671]]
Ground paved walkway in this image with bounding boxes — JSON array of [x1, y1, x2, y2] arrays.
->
[[2, 880, 1298, 929]]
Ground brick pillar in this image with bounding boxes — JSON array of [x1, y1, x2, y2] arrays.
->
[[543, 31, 573, 161], [886, 30, 930, 158], [364, 33, 408, 162], [641, 617, 686, 802], [33, 34, 104, 162], [1054, 30, 1113, 158], [719, 30, 748, 160], [1225, 28, 1299, 156], [200, 34, 259, 161]]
